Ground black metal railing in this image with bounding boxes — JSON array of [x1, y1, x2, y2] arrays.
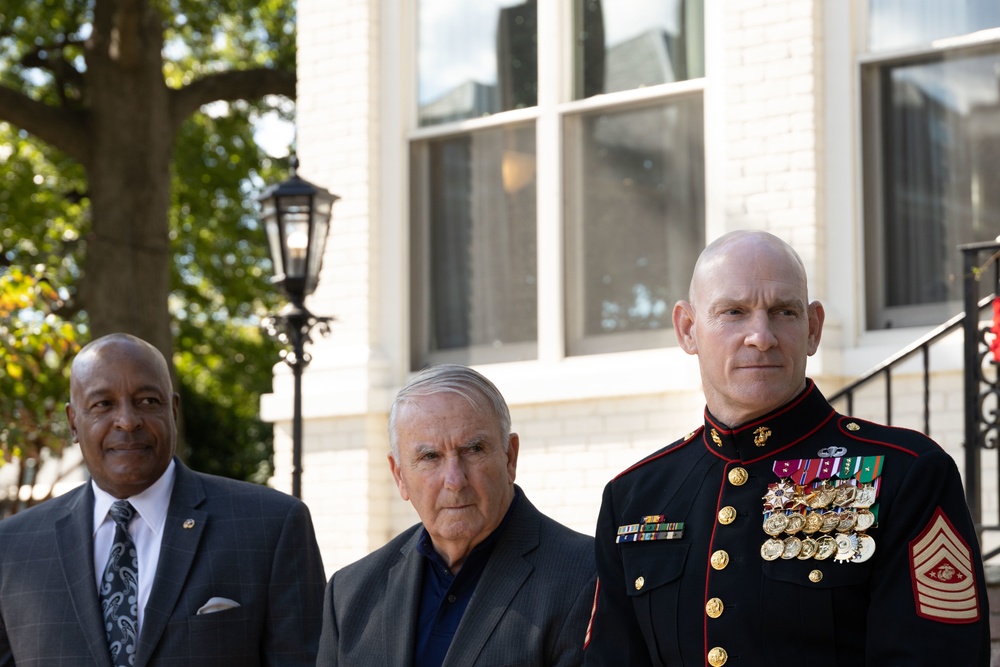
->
[[960, 241, 1000, 560], [828, 240, 1000, 560]]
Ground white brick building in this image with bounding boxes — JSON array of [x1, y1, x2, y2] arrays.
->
[[264, 0, 1000, 573]]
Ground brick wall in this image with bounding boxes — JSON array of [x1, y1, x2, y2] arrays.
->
[[286, 0, 1000, 604]]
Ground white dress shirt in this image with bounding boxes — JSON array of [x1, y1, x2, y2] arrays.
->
[[92, 459, 176, 634]]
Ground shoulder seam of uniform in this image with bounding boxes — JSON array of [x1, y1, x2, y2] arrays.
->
[[837, 416, 928, 458], [613, 427, 702, 480]]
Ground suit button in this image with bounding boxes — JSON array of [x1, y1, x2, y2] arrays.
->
[[708, 646, 728, 666], [718, 506, 737, 525], [635, 576, 645, 591], [728, 467, 748, 486], [705, 597, 724, 618], [710, 550, 729, 570], [809, 569, 823, 583]]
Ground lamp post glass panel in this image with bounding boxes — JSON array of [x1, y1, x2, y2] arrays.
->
[[258, 159, 338, 498]]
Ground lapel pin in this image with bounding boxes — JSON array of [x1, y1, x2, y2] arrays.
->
[[183, 519, 195, 529]]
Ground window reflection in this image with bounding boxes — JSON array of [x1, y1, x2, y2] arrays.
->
[[576, 0, 703, 99], [567, 97, 704, 351], [413, 125, 538, 361], [418, 0, 537, 126], [868, 0, 1000, 52], [865, 51, 1000, 327]]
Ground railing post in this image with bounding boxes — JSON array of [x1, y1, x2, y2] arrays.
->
[[962, 244, 982, 527]]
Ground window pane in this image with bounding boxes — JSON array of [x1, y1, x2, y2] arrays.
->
[[413, 125, 537, 362], [576, 0, 704, 99], [418, 0, 537, 127], [868, 0, 1000, 52], [566, 97, 704, 352], [864, 50, 1000, 328]]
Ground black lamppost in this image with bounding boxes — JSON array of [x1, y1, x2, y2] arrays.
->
[[259, 157, 339, 499]]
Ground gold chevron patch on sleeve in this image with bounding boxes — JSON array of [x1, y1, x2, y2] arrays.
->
[[909, 508, 980, 623]]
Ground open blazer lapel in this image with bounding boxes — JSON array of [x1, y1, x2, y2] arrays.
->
[[440, 498, 537, 667], [134, 460, 207, 667], [382, 531, 424, 667], [56, 485, 115, 667]]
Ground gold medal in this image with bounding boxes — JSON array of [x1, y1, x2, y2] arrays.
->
[[853, 484, 877, 508], [855, 508, 876, 531], [797, 537, 818, 559], [853, 533, 876, 562], [763, 480, 796, 509], [820, 512, 841, 533], [833, 532, 859, 563], [802, 511, 824, 534], [760, 538, 783, 561], [763, 513, 789, 536], [833, 483, 858, 507], [806, 485, 837, 509], [785, 513, 806, 534], [836, 510, 857, 532], [814, 535, 837, 560], [781, 536, 802, 559]]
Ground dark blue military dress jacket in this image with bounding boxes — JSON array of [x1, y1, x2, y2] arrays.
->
[[583, 380, 990, 666]]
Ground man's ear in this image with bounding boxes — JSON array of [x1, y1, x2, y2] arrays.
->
[[807, 300, 825, 356], [505, 433, 519, 484], [387, 452, 410, 501], [673, 301, 698, 355], [65, 402, 78, 442]]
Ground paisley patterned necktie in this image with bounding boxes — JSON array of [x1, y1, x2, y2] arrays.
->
[[100, 500, 139, 666]]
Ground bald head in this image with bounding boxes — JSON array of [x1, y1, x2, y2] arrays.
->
[[688, 230, 809, 307], [673, 229, 824, 426], [71, 333, 172, 395]]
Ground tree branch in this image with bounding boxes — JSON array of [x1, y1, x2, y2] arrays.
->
[[169, 68, 296, 130], [0, 86, 90, 163]]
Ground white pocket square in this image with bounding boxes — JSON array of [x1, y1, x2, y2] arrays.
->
[[196, 597, 241, 615]]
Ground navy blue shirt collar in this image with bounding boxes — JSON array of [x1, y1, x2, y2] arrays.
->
[[412, 486, 521, 667]]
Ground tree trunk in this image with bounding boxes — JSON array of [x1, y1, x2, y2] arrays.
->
[[80, 0, 175, 364]]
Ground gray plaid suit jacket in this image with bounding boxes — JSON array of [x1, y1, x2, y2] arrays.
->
[[0, 458, 326, 667], [317, 487, 596, 667]]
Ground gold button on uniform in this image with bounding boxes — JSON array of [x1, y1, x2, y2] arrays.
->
[[705, 597, 724, 618], [710, 550, 729, 570], [708, 646, 728, 666], [728, 467, 748, 486], [809, 569, 823, 583], [718, 506, 736, 525], [634, 576, 645, 591]]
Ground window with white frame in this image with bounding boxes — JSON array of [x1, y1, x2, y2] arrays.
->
[[410, 0, 705, 368], [862, 0, 1000, 330]]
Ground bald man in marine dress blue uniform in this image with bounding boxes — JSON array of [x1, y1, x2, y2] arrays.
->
[[583, 230, 990, 666]]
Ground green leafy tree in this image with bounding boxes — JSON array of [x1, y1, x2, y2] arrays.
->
[[0, 0, 294, 490], [170, 106, 287, 482], [0, 268, 83, 516]]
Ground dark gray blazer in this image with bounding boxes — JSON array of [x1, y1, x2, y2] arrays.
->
[[317, 488, 596, 667], [0, 458, 326, 667]]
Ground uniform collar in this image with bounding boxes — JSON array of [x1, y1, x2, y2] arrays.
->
[[701, 380, 836, 464]]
